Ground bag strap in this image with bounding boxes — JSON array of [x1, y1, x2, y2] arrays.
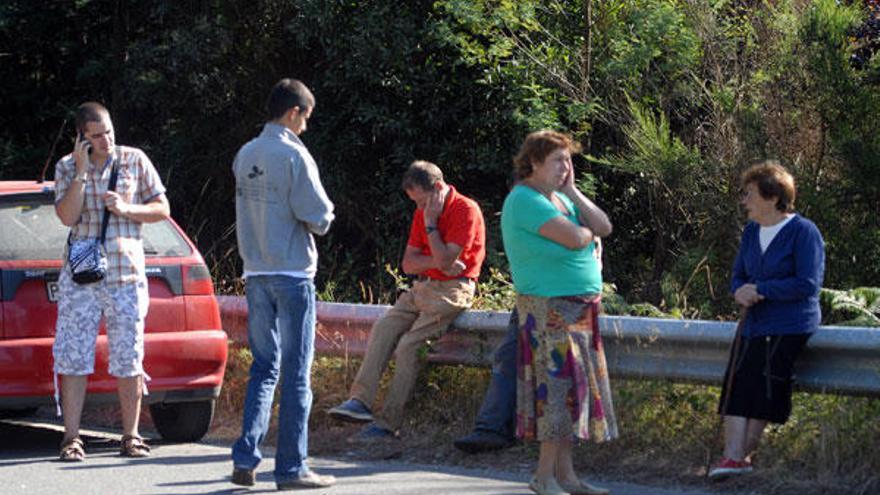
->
[[99, 152, 120, 245]]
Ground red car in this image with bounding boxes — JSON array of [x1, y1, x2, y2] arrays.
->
[[0, 180, 227, 441]]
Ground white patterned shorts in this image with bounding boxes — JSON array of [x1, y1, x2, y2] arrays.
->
[[52, 267, 149, 377]]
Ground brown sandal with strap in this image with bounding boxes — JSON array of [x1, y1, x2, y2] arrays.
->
[[59, 437, 85, 462], [119, 435, 151, 458]]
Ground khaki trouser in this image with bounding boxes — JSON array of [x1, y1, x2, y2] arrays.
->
[[350, 278, 475, 431]]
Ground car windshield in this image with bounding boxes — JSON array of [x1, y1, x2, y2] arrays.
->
[[0, 195, 192, 260]]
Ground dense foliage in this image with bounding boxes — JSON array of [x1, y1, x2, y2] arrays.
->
[[2, 0, 878, 320]]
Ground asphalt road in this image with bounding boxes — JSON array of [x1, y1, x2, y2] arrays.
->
[[0, 419, 722, 495]]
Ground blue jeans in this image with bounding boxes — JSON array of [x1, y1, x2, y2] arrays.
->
[[232, 275, 316, 482], [473, 308, 518, 438]]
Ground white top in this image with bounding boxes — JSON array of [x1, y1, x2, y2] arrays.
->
[[759, 214, 796, 253]]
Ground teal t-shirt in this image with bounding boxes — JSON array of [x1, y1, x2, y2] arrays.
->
[[500, 184, 601, 297]]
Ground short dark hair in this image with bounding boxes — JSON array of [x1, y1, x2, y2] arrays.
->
[[741, 159, 797, 212], [401, 160, 444, 191], [513, 130, 582, 180], [75, 102, 109, 133], [266, 78, 315, 120]]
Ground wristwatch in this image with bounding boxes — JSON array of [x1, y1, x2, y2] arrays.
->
[[426, 225, 438, 235], [73, 174, 88, 183]]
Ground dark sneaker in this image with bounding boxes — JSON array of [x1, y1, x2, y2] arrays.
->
[[327, 398, 373, 423], [351, 422, 398, 442], [708, 457, 753, 480], [276, 470, 336, 490], [453, 429, 516, 454], [231, 467, 256, 487]]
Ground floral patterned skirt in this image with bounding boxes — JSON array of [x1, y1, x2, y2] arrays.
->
[[515, 293, 618, 442]]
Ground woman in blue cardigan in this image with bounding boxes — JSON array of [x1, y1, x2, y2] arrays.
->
[[709, 160, 825, 480]]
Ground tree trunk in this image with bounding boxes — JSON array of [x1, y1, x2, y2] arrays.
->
[[582, 0, 592, 99], [582, 0, 593, 151]]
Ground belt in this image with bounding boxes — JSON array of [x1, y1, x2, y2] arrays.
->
[[416, 274, 474, 283]]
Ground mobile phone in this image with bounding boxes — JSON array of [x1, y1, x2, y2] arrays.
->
[[79, 132, 92, 153]]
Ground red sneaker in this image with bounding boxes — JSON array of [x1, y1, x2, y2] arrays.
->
[[708, 457, 753, 480]]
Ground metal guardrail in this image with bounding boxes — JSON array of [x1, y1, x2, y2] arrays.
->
[[217, 296, 880, 397]]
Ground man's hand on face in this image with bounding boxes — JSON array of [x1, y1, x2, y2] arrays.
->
[[104, 191, 131, 217], [423, 185, 445, 225]]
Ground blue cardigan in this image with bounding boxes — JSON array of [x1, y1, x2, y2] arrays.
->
[[731, 214, 825, 337]]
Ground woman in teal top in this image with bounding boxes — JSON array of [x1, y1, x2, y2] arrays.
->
[[502, 185, 603, 296], [501, 130, 617, 495]]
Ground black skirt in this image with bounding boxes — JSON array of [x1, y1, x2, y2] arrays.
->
[[718, 333, 811, 424]]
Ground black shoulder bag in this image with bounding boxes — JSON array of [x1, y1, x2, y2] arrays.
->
[[67, 157, 119, 284]]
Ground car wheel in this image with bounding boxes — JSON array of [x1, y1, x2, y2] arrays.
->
[[0, 407, 39, 419], [149, 400, 215, 442]]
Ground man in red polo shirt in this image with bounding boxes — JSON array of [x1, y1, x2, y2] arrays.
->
[[329, 160, 486, 440]]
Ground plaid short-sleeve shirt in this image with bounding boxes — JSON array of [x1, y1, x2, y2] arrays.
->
[[55, 145, 167, 285]]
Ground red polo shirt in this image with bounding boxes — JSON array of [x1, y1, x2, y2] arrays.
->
[[407, 185, 486, 281]]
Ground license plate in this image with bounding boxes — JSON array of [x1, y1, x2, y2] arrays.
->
[[46, 281, 60, 303]]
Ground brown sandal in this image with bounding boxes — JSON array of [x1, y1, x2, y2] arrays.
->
[[59, 437, 85, 462], [119, 435, 151, 458]]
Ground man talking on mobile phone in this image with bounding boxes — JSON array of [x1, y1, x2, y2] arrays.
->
[[53, 101, 170, 462]]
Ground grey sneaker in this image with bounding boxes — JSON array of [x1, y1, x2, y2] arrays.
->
[[352, 422, 398, 441], [276, 470, 336, 490], [327, 398, 373, 423]]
